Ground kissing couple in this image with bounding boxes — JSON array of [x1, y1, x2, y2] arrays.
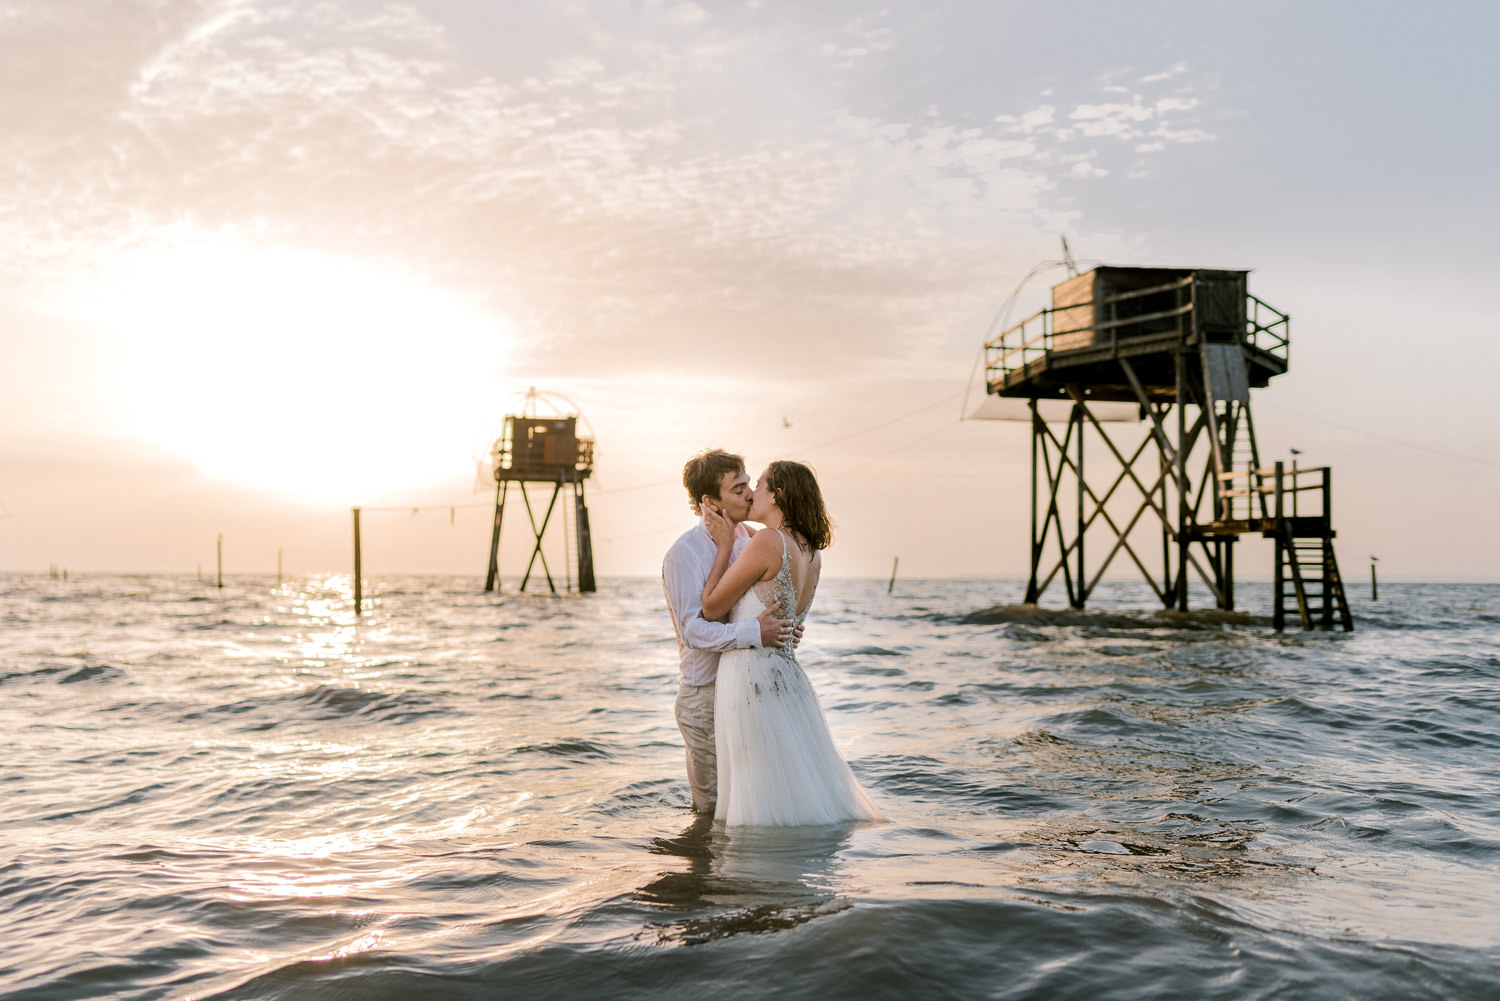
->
[[661, 449, 882, 827]]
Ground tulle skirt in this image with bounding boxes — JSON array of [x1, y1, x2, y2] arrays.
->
[[713, 646, 882, 827]]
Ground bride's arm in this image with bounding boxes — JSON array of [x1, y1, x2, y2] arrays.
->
[[699, 503, 750, 620], [702, 525, 777, 621]]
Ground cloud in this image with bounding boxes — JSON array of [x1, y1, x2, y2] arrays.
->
[[820, 9, 898, 67], [1067, 157, 1110, 179], [996, 104, 1057, 133], [654, 1, 711, 28], [1069, 101, 1155, 137], [982, 70, 1215, 188], [1, 2, 1217, 395], [1140, 62, 1188, 84], [1155, 96, 1200, 114]]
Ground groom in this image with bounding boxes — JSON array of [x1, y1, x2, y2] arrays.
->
[[661, 449, 795, 814]]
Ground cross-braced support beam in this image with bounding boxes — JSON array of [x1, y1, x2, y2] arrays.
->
[[518, 478, 563, 593], [1024, 350, 1246, 612], [992, 263, 1350, 629], [485, 469, 597, 595]]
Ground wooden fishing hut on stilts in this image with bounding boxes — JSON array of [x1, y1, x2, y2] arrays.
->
[[984, 265, 1352, 630], [484, 390, 597, 594]]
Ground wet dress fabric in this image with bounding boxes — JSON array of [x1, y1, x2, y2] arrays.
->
[[713, 533, 882, 827]]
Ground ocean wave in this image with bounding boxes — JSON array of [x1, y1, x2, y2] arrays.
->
[[59, 663, 123, 684], [1413, 654, 1500, 678], [183, 684, 454, 728], [951, 604, 1271, 630], [5, 575, 1500, 1001], [0, 662, 78, 684], [840, 661, 907, 677], [511, 738, 613, 759]]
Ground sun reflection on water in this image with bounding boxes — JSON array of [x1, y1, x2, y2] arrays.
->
[[311, 929, 388, 962], [270, 575, 386, 683]]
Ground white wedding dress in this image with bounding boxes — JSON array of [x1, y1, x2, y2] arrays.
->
[[713, 532, 882, 827]]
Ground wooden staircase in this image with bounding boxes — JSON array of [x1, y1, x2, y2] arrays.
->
[[1274, 531, 1353, 631], [1202, 373, 1352, 632], [1266, 465, 1353, 631]]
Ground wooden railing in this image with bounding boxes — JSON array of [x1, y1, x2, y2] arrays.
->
[[1216, 461, 1328, 524], [1215, 464, 1270, 522], [984, 308, 1053, 386], [1246, 295, 1290, 361], [986, 275, 1283, 386], [984, 294, 1196, 385], [1271, 462, 1330, 523]]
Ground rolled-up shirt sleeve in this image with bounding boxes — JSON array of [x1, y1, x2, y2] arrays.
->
[[663, 543, 761, 652]]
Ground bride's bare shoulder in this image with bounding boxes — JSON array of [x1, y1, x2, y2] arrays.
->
[[742, 526, 784, 561]]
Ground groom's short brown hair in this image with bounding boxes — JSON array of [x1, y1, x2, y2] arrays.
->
[[683, 449, 745, 512]]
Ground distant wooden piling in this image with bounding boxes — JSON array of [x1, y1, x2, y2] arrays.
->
[[888, 555, 899, 594], [216, 534, 223, 589], [352, 507, 363, 616], [1370, 557, 1379, 601], [485, 405, 596, 594]]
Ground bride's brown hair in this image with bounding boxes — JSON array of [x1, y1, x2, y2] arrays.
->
[[765, 460, 833, 551]]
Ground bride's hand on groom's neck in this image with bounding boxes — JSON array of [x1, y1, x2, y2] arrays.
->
[[701, 499, 734, 548]]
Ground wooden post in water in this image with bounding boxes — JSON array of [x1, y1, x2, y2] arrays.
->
[[352, 507, 363, 616], [1370, 556, 1378, 601], [1175, 349, 1189, 612], [1272, 462, 1285, 631], [888, 555, 899, 594], [485, 481, 506, 593], [216, 534, 223, 589], [1075, 403, 1085, 610]]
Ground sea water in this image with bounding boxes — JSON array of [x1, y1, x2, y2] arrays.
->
[[1, 574, 1496, 1000]]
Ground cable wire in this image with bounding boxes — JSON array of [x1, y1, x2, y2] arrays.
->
[[1258, 402, 1500, 470], [590, 388, 969, 496]]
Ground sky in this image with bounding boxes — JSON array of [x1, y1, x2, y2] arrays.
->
[[2, 0, 1497, 586]]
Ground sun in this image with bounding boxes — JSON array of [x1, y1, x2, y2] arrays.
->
[[73, 238, 513, 505]]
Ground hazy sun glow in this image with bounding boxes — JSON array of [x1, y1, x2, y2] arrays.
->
[[65, 237, 513, 504]]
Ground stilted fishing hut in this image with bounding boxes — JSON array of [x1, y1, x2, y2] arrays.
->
[[484, 389, 596, 594], [984, 265, 1351, 630]]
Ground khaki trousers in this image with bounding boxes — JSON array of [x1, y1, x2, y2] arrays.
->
[[674, 680, 716, 812]]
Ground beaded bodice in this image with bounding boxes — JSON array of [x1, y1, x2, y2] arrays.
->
[[748, 532, 808, 658]]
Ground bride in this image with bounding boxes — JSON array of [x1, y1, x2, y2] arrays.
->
[[701, 460, 882, 827]]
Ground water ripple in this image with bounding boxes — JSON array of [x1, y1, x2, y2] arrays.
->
[[0, 575, 1496, 1000]]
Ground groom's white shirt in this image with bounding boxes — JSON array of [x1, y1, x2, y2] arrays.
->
[[662, 519, 762, 686]]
